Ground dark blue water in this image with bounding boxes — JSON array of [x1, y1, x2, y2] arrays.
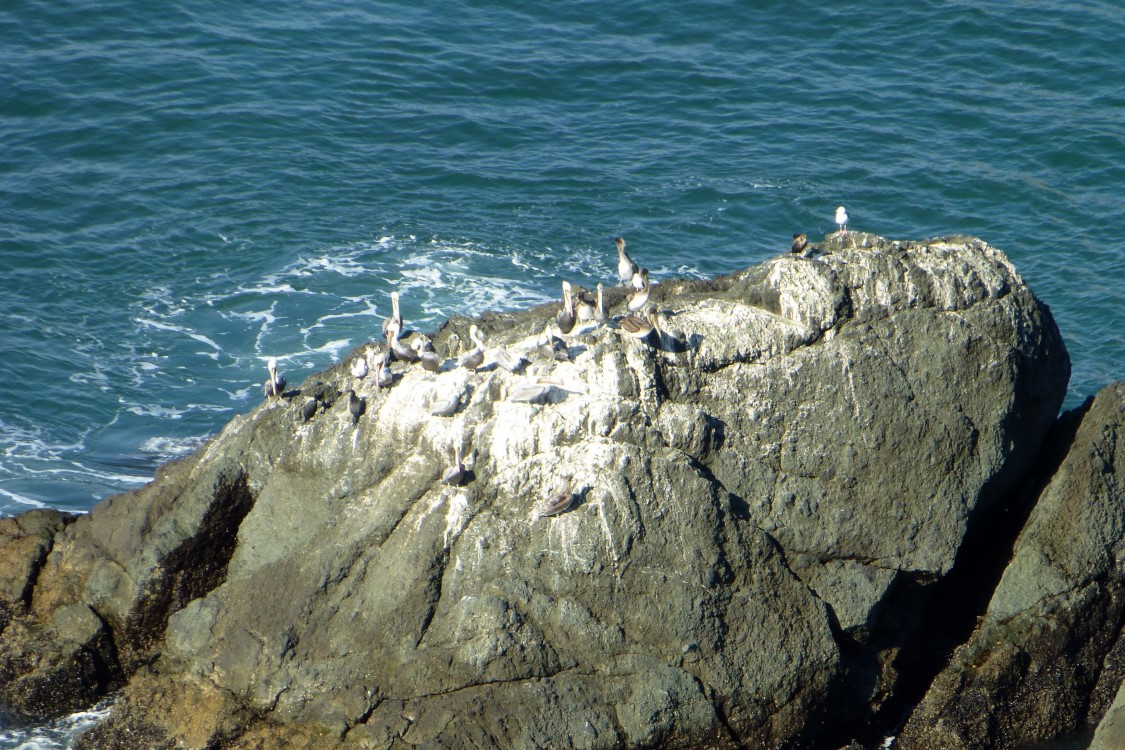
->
[[1, 2, 1121, 743]]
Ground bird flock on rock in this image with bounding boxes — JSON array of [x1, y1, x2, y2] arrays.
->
[[262, 207, 854, 517]]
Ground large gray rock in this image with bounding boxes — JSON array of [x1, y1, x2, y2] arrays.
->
[[1091, 680, 1125, 750], [0, 234, 1071, 748], [897, 383, 1125, 749]]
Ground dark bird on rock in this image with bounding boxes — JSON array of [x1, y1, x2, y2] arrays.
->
[[616, 236, 639, 287], [347, 389, 366, 425], [301, 397, 319, 422], [262, 357, 286, 399], [791, 233, 808, 254], [556, 281, 576, 335], [539, 476, 577, 518], [441, 444, 466, 486]]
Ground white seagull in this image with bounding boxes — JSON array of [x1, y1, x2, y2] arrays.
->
[[835, 206, 849, 234]]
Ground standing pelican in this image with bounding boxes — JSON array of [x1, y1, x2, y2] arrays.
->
[[457, 325, 487, 371], [387, 320, 421, 364], [262, 358, 286, 399], [374, 353, 394, 388], [537, 322, 569, 361], [347, 389, 366, 425], [835, 206, 849, 234], [381, 291, 403, 341], [495, 347, 528, 374], [615, 237, 639, 286], [791, 233, 808, 254], [441, 444, 466, 486], [626, 268, 650, 312], [593, 283, 608, 324], [556, 281, 576, 335]]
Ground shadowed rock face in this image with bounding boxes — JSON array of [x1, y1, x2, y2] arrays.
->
[[898, 383, 1125, 750], [0, 234, 1074, 748]]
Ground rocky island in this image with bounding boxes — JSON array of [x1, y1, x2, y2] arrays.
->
[[0, 233, 1120, 749]]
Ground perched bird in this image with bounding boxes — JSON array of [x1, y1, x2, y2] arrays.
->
[[430, 390, 460, 417], [387, 320, 421, 364], [620, 307, 660, 342], [791, 233, 808, 254], [575, 289, 595, 322], [374, 355, 394, 388], [508, 381, 552, 404], [350, 354, 369, 379], [441, 444, 466, 487], [262, 357, 286, 399], [381, 291, 403, 341], [593, 283, 608, 324], [537, 323, 569, 361], [300, 397, 319, 422], [457, 324, 487, 371], [416, 338, 442, 373], [835, 206, 849, 234], [626, 268, 651, 312], [539, 476, 577, 518], [615, 236, 639, 287], [494, 348, 528, 374], [347, 389, 366, 425], [556, 281, 576, 335]]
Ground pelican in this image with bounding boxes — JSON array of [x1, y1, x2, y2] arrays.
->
[[387, 320, 420, 364], [835, 206, 849, 234], [430, 390, 460, 417], [374, 354, 394, 388], [494, 348, 528, 374], [615, 237, 639, 286], [539, 476, 577, 518], [593, 283, 608, 324], [381, 291, 403, 341], [347, 389, 366, 425], [620, 307, 660, 342], [416, 338, 442, 373], [791, 233, 808, 254], [508, 381, 552, 404], [262, 357, 286, 399], [556, 281, 576, 335], [575, 288, 594, 322], [626, 268, 650, 312], [350, 354, 368, 379], [537, 322, 569, 361], [441, 444, 466, 486], [457, 325, 486, 371]]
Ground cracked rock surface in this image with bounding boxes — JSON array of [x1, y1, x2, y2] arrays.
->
[[0, 234, 1075, 748]]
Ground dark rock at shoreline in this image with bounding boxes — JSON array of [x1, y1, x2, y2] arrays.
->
[[0, 233, 1099, 748]]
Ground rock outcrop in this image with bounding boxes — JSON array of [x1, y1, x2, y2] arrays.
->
[[0, 234, 1086, 748], [897, 383, 1125, 749]]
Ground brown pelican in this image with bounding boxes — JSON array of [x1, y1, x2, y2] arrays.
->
[[615, 237, 639, 287], [262, 357, 286, 399], [593, 283, 608, 324], [347, 389, 366, 425], [537, 322, 569, 361], [494, 348, 528, 374], [508, 381, 552, 404], [620, 307, 660, 342], [430, 390, 460, 417], [381, 291, 403, 341], [835, 206, 849, 234], [626, 268, 650, 312], [575, 288, 595, 322], [387, 320, 420, 364], [416, 338, 442, 373], [441, 444, 466, 486], [539, 476, 577, 517], [457, 325, 486, 371], [791, 233, 808, 254], [374, 353, 394, 388], [556, 281, 576, 335]]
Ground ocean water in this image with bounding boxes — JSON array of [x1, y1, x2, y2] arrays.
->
[[1, 0, 1121, 746]]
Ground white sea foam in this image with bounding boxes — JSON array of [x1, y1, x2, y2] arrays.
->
[[0, 487, 46, 509], [0, 698, 113, 749]]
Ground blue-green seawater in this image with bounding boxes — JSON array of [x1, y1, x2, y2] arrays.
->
[[0, 1, 1121, 744]]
